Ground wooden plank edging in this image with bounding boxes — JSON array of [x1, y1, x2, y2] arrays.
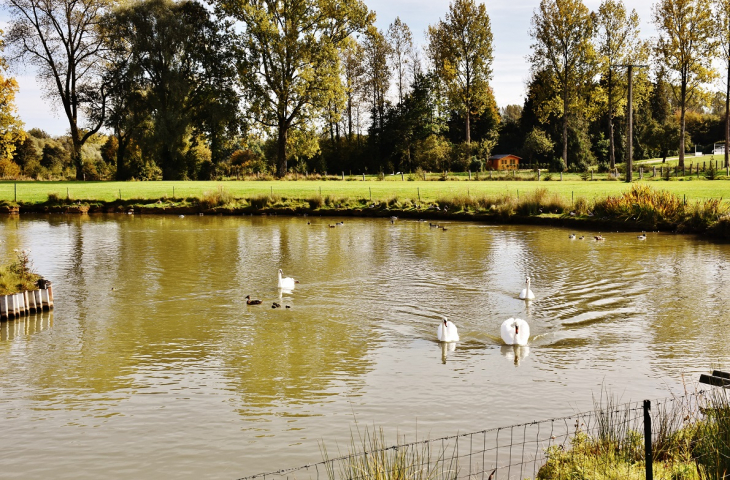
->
[[0, 288, 54, 320]]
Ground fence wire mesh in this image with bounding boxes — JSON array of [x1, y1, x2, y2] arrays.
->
[[238, 390, 730, 480]]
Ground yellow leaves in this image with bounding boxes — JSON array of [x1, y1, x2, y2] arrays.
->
[[0, 69, 24, 163]]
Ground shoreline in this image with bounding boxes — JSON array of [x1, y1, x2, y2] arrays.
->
[[6, 199, 729, 241]]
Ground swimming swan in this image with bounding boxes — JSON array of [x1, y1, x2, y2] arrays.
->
[[500, 318, 530, 346], [437, 317, 459, 342], [277, 269, 297, 290], [519, 277, 535, 300]]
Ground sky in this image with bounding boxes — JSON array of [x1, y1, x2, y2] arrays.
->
[[4, 0, 657, 137]]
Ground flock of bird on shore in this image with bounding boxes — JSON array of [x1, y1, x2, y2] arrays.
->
[[245, 220, 651, 353]]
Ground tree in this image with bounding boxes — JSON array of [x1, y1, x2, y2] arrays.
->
[[523, 128, 555, 167], [103, 0, 239, 179], [363, 26, 392, 166], [217, 0, 373, 177], [595, 0, 646, 169], [0, 30, 24, 163], [340, 37, 366, 141], [654, 0, 718, 168], [5, 0, 111, 180], [716, 0, 730, 168], [529, 0, 596, 169], [427, 0, 494, 145], [387, 17, 414, 104]]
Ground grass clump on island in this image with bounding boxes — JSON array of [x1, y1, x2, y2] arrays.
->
[[0, 249, 42, 295]]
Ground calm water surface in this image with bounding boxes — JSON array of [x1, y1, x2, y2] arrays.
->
[[0, 214, 729, 479]]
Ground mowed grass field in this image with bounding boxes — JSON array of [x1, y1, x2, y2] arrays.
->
[[0, 175, 728, 205]]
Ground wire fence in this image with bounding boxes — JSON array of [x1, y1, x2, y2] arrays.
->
[[237, 389, 730, 480]]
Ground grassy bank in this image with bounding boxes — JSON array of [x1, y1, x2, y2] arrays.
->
[[0, 174, 729, 204], [2, 181, 729, 240]]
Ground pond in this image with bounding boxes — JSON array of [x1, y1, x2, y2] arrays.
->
[[0, 214, 728, 479]]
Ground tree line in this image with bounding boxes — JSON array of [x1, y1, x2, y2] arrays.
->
[[0, 0, 729, 181]]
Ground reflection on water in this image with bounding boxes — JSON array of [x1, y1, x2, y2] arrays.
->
[[501, 344, 530, 366], [0, 311, 53, 341], [0, 215, 729, 479], [440, 340, 457, 364]]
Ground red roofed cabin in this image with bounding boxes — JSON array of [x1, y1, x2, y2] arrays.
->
[[487, 154, 520, 170]]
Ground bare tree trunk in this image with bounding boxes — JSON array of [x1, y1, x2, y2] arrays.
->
[[277, 125, 287, 177], [608, 69, 615, 169], [563, 90, 569, 169], [679, 81, 686, 169], [726, 59, 730, 169]]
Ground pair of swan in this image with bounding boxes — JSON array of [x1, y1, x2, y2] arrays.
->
[[436, 316, 530, 346]]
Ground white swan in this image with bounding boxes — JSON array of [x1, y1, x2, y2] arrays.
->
[[437, 317, 459, 342], [277, 269, 297, 290], [519, 277, 535, 300], [501, 318, 530, 346]]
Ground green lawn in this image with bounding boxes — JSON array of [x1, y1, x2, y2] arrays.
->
[[0, 175, 728, 205]]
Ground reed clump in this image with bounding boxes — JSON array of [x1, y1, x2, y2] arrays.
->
[[516, 188, 569, 215], [321, 428, 459, 480], [199, 187, 236, 209]]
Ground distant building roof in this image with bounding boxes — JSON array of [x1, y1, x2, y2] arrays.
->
[[488, 154, 522, 160]]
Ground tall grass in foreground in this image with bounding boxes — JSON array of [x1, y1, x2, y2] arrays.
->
[[321, 428, 459, 480], [538, 390, 730, 480]]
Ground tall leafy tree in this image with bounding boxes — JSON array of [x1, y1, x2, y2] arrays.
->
[[529, 0, 596, 168], [427, 0, 494, 145], [654, 0, 718, 168], [595, 0, 646, 169], [716, 0, 730, 168], [217, 0, 373, 177], [362, 26, 391, 167], [5, 0, 111, 179], [340, 37, 366, 141], [386, 17, 414, 104], [103, 0, 238, 179]]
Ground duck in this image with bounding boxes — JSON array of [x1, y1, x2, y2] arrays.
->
[[272, 302, 281, 309], [578, 236, 585, 240], [429, 223, 439, 228], [594, 234, 605, 241], [437, 316, 459, 342], [568, 234, 576, 239], [277, 269, 298, 290], [500, 318, 530, 346], [519, 277, 535, 300], [637, 231, 646, 240], [245, 295, 262, 305]]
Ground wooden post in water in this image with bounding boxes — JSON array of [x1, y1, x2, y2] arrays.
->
[[560, 172, 563, 181], [0, 296, 6, 319], [468, 171, 471, 180]]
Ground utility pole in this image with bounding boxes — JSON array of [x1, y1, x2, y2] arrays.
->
[[612, 64, 648, 182]]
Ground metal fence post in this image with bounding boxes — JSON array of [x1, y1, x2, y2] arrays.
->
[[644, 400, 653, 480]]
